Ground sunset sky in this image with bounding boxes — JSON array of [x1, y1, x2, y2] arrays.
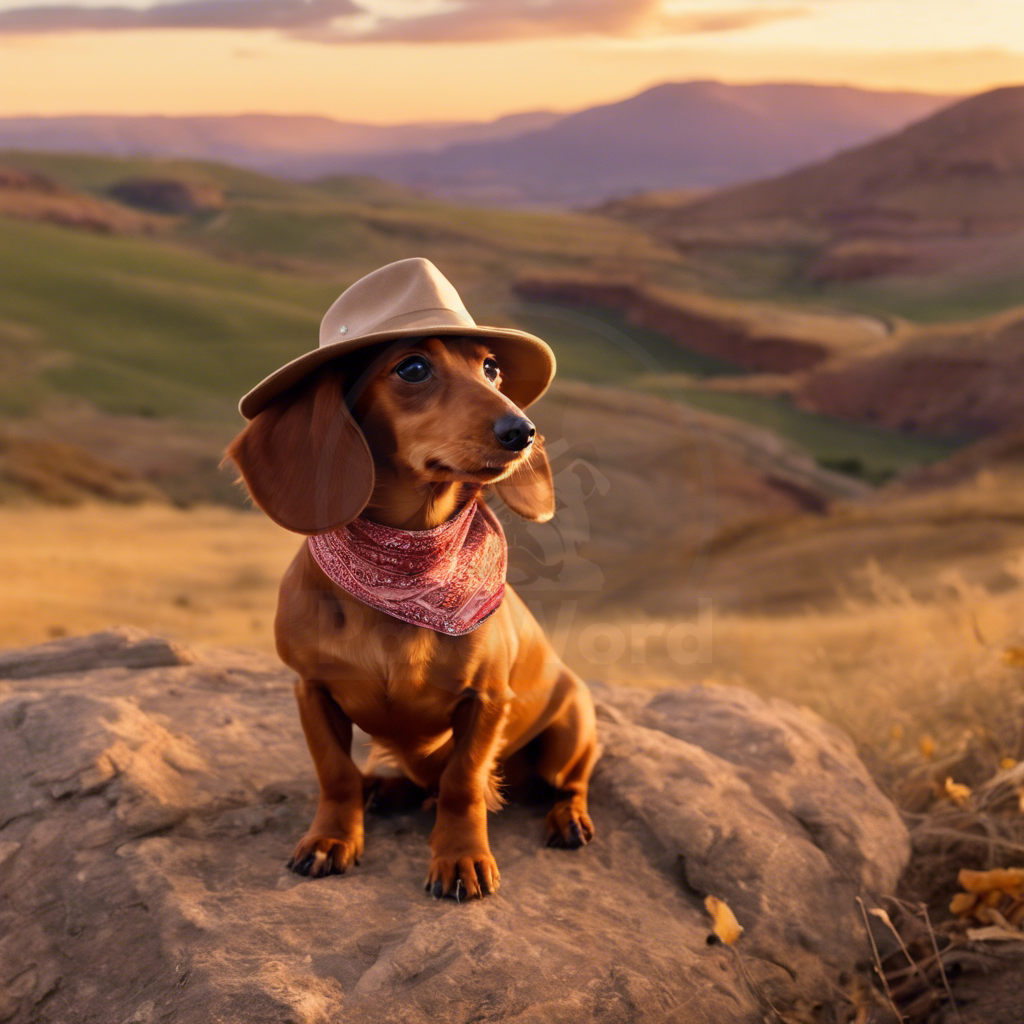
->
[[0, 0, 1023, 122]]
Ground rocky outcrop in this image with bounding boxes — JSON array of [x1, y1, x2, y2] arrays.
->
[[796, 315, 1024, 438], [0, 631, 909, 1023], [108, 177, 225, 215], [514, 277, 832, 373], [0, 164, 161, 234]]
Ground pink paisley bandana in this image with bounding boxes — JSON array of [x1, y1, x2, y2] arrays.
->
[[308, 499, 507, 635]]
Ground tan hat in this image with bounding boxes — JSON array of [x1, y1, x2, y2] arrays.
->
[[239, 257, 556, 419]]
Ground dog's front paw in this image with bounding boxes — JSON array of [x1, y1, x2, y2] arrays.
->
[[287, 832, 363, 877], [424, 849, 500, 900], [545, 799, 594, 849]]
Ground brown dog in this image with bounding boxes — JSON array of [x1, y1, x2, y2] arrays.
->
[[227, 334, 598, 899]]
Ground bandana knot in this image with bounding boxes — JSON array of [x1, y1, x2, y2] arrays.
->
[[308, 499, 507, 635]]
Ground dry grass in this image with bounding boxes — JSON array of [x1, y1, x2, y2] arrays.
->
[[5, 497, 1021, 775], [0, 503, 299, 652], [584, 555, 1024, 1021], [590, 560, 1024, 777]]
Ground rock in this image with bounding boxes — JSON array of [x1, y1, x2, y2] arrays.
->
[[0, 626, 190, 680], [0, 631, 909, 1024]]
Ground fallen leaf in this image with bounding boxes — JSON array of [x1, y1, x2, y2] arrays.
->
[[705, 895, 743, 945], [919, 735, 935, 760], [950, 892, 978, 917], [944, 777, 972, 807], [958, 867, 1024, 897], [1000, 757, 1017, 771]]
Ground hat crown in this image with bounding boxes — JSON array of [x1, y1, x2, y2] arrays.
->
[[320, 258, 475, 349], [238, 257, 555, 420]]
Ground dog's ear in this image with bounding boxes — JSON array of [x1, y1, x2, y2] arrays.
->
[[225, 367, 375, 534], [492, 434, 554, 523]]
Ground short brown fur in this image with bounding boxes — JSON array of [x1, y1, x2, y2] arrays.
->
[[227, 337, 597, 898]]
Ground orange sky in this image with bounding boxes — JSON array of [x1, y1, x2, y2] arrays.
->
[[0, 1, 1023, 120]]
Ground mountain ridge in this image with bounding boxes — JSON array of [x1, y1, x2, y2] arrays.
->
[[664, 85, 1024, 233], [347, 80, 954, 204], [0, 81, 954, 205]]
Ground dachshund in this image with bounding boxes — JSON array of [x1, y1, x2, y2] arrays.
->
[[227, 335, 598, 899]]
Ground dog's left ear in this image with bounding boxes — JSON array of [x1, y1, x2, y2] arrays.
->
[[492, 434, 555, 522]]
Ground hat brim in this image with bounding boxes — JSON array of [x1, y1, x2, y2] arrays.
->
[[238, 324, 556, 420]]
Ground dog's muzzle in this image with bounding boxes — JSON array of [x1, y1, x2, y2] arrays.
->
[[494, 413, 535, 452]]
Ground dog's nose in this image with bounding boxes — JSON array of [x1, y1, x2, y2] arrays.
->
[[494, 413, 536, 452]]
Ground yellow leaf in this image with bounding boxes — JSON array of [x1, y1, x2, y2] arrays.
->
[[959, 868, 1024, 897], [1001, 757, 1017, 771], [919, 735, 935, 760], [705, 895, 744, 945], [945, 777, 972, 807], [950, 892, 979, 917]]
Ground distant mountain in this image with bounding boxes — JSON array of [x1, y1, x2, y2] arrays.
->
[[667, 85, 1024, 233], [0, 83, 951, 206], [0, 110, 562, 177], [345, 81, 953, 205]]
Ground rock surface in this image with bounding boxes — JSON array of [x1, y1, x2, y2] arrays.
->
[[0, 631, 910, 1023]]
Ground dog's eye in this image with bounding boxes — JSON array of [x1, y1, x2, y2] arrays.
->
[[483, 357, 500, 383], [395, 355, 431, 383]]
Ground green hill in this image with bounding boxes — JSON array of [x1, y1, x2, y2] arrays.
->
[[0, 148, 967, 495], [0, 149, 680, 427]]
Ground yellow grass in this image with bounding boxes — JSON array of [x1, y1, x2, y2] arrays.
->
[[591, 564, 1024, 792], [4, 499, 1023, 787], [0, 502, 299, 653]]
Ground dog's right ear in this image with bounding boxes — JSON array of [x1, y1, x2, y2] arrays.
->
[[225, 368, 375, 534]]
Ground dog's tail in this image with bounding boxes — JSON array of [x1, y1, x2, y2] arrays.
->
[[484, 762, 506, 812]]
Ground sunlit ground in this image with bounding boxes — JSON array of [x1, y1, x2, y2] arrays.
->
[[3, 500, 1023, 792], [0, 503, 298, 653]]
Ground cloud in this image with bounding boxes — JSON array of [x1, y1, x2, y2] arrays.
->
[[0, 0, 807, 41], [326, 0, 806, 43], [0, 0, 362, 33]]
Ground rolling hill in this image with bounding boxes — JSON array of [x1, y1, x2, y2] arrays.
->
[[348, 81, 952, 205], [0, 147, 986, 508], [0, 82, 951, 206], [664, 85, 1024, 234]]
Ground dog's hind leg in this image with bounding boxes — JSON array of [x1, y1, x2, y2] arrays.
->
[[363, 774, 429, 815], [536, 672, 598, 850], [288, 679, 365, 878]]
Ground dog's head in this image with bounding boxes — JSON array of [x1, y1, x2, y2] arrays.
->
[[226, 336, 554, 534]]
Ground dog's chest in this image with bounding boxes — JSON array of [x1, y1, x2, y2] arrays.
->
[[330, 610, 493, 739], [337, 673, 452, 740]]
